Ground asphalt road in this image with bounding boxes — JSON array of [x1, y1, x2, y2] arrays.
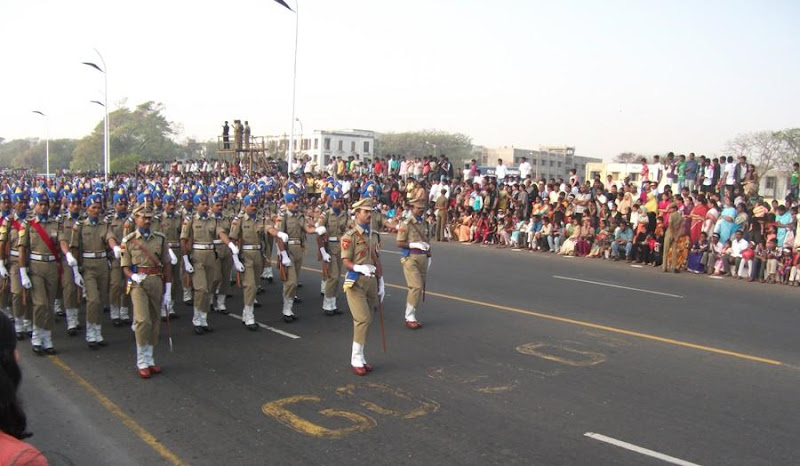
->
[[17, 234, 800, 465]]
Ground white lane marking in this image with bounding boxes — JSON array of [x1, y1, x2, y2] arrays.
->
[[630, 264, 644, 268], [585, 432, 702, 466], [228, 313, 301, 339], [553, 275, 683, 298], [380, 249, 402, 255], [708, 276, 723, 280]]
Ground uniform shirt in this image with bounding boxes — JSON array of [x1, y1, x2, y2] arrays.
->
[[156, 211, 182, 243], [181, 213, 222, 244], [341, 225, 380, 266], [71, 217, 114, 252], [316, 208, 349, 255], [229, 213, 267, 246], [274, 209, 306, 244], [108, 212, 132, 248], [396, 216, 429, 254], [0, 213, 27, 256], [22, 215, 60, 257], [121, 230, 167, 270], [59, 213, 83, 246]]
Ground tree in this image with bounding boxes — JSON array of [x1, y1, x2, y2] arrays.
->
[[376, 130, 473, 166], [613, 152, 643, 163], [724, 131, 789, 175], [71, 101, 183, 173]]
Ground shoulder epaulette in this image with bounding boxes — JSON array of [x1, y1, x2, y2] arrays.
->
[[152, 231, 166, 239], [122, 231, 137, 243]]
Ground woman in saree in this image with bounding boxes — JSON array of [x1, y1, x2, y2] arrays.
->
[[558, 217, 581, 256], [575, 216, 595, 257], [457, 208, 474, 242], [689, 195, 708, 244], [703, 199, 719, 238], [717, 197, 738, 243]]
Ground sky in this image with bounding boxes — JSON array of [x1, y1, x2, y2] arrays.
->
[[1, 0, 799, 160]]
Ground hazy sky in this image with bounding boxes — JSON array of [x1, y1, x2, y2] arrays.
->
[[1, 0, 798, 160]]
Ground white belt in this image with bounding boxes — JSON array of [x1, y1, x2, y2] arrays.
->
[[241, 244, 262, 250], [30, 253, 56, 262], [167, 242, 180, 248], [327, 237, 338, 242], [213, 240, 223, 245], [193, 243, 214, 250], [287, 240, 302, 245], [82, 251, 107, 259], [9, 250, 19, 257]]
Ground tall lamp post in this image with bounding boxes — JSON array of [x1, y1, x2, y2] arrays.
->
[[32, 111, 49, 178], [295, 117, 303, 167], [286, 1, 299, 175], [83, 49, 109, 183]]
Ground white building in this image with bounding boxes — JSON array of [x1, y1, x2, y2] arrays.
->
[[585, 162, 643, 188], [266, 129, 376, 170], [479, 146, 601, 181]]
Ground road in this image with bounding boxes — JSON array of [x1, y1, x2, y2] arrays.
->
[[17, 235, 800, 465]]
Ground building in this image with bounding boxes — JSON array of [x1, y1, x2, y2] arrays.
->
[[759, 169, 790, 202], [265, 129, 376, 169], [479, 146, 601, 182], [585, 162, 643, 188]]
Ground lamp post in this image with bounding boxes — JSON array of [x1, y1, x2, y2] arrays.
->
[[295, 117, 303, 166], [83, 49, 108, 183], [32, 111, 49, 178], [286, 0, 299, 175], [425, 141, 437, 158]]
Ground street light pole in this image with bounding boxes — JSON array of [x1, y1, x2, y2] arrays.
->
[[287, 0, 299, 175], [295, 117, 303, 163], [83, 49, 108, 183], [32, 111, 49, 178]]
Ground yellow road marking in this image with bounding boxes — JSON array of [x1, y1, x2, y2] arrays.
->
[[515, 342, 607, 367], [301, 266, 784, 367], [49, 356, 186, 465], [262, 395, 377, 439]]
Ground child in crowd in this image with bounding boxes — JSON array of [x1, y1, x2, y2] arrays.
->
[[714, 240, 733, 275]]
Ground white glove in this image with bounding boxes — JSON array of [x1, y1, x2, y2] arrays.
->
[[281, 250, 292, 267], [183, 255, 194, 274], [353, 264, 376, 277], [277, 231, 289, 243], [168, 248, 178, 265], [227, 241, 240, 255], [19, 267, 31, 289], [427, 257, 432, 271], [409, 241, 429, 251], [315, 226, 327, 236], [65, 252, 79, 267], [233, 255, 245, 273], [130, 273, 146, 284], [162, 283, 172, 309], [0, 261, 7, 279], [320, 248, 331, 263], [113, 245, 122, 260], [73, 267, 85, 288], [378, 276, 385, 302]]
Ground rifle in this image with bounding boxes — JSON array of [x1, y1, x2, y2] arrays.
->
[[369, 210, 387, 353]]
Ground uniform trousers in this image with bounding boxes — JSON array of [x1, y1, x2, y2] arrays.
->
[[30, 261, 58, 331], [345, 277, 377, 345], [241, 250, 264, 306], [130, 275, 162, 346], [82, 258, 109, 325], [323, 252, 342, 298], [9, 263, 32, 323], [190, 249, 217, 311], [283, 244, 305, 300], [401, 254, 427, 308]]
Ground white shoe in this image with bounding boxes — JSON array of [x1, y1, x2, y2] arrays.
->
[[120, 307, 131, 322], [110, 306, 121, 320], [66, 308, 79, 331], [404, 303, 417, 322], [215, 294, 227, 311], [192, 308, 203, 327], [242, 305, 256, 326]]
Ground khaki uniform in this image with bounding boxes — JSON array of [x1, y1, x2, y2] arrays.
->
[[71, 216, 113, 343], [229, 213, 266, 307], [435, 196, 448, 241], [21, 215, 61, 349], [341, 225, 380, 346], [0, 216, 12, 319], [59, 214, 82, 313], [317, 207, 349, 306], [261, 201, 278, 278], [181, 213, 222, 326], [121, 230, 167, 349], [108, 213, 133, 321], [397, 216, 429, 312], [212, 213, 233, 301], [155, 211, 182, 316], [275, 209, 307, 303], [0, 214, 32, 334]]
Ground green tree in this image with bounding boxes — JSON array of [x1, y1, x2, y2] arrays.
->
[[613, 152, 643, 163], [71, 101, 182, 173], [376, 130, 473, 166]]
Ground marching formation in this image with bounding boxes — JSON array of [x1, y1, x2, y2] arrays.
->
[[0, 172, 433, 379]]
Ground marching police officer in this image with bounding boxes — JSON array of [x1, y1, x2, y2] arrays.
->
[[228, 195, 261, 330], [316, 184, 346, 315], [121, 205, 173, 379], [70, 194, 113, 348], [108, 189, 132, 326], [341, 197, 385, 376], [1, 189, 33, 339], [155, 194, 182, 321], [0, 192, 13, 321], [267, 182, 316, 322], [58, 193, 84, 336], [396, 196, 431, 329], [22, 192, 62, 355], [211, 194, 234, 313]]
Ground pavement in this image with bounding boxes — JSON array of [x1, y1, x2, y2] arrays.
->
[[16, 235, 800, 465]]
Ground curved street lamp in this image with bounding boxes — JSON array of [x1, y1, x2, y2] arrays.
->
[[32, 111, 49, 178], [83, 49, 109, 183]]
